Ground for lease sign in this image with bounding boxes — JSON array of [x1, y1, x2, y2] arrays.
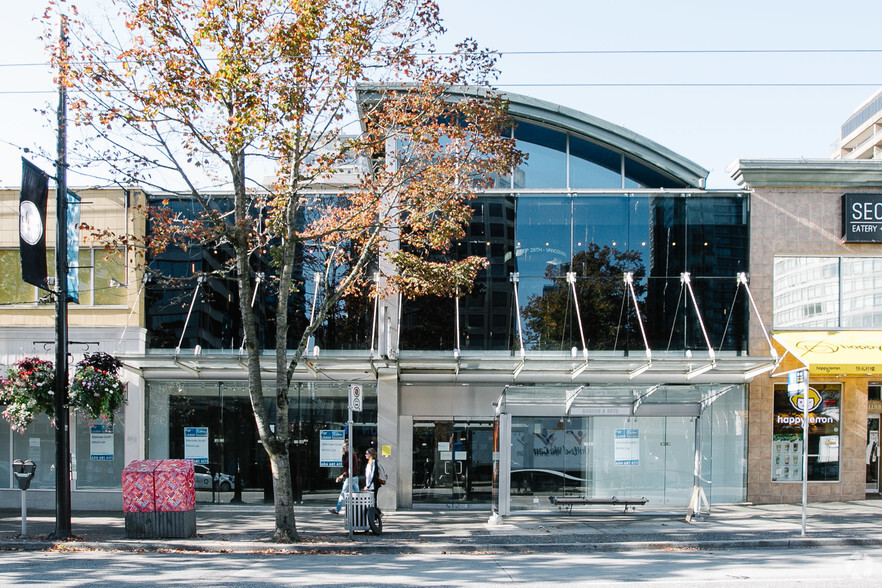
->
[[842, 194, 882, 242]]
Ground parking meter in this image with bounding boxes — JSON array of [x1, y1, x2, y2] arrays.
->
[[13, 459, 36, 490], [13, 459, 36, 537]]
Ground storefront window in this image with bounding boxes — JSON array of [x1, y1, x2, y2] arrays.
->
[[74, 416, 126, 489], [10, 415, 57, 490], [772, 383, 841, 482], [146, 380, 377, 502]]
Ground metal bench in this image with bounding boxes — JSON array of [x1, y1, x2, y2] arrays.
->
[[549, 496, 648, 513]]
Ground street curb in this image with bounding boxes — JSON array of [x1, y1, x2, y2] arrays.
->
[[4, 535, 882, 555]]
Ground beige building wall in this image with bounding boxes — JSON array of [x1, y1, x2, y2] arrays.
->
[[732, 160, 882, 504]]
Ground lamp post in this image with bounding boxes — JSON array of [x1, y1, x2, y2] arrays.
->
[[49, 13, 72, 541]]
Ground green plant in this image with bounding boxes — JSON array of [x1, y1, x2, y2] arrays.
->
[[0, 357, 56, 432], [69, 352, 126, 422]]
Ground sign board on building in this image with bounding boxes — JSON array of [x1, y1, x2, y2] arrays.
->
[[183, 426, 209, 463], [842, 194, 882, 242], [320, 429, 345, 467]]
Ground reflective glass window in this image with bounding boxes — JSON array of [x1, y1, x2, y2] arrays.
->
[[513, 123, 566, 189], [841, 257, 882, 328], [0, 250, 35, 304], [569, 136, 622, 189], [624, 156, 682, 189], [773, 257, 841, 328]]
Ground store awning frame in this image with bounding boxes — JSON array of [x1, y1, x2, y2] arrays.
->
[[771, 330, 882, 377]]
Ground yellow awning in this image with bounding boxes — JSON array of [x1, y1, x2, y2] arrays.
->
[[772, 331, 882, 376]]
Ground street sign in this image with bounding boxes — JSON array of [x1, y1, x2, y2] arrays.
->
[[349, 384, 363, 412]]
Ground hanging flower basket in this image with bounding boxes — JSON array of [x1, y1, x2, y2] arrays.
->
[[0, 356, 56, 432], [70, 352, 126, 422]]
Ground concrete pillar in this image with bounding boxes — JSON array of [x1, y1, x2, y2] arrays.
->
[[376, 369, 400, 511]]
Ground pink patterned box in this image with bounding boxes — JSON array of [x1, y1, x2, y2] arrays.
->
[[122, 459, 162, 513], [154, 459, 195, 512]]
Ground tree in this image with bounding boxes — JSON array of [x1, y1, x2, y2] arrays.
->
[[523, 244, 646, 351], [48, 0, 520, 541]]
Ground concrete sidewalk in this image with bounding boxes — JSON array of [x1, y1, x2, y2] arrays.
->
[[3, 499, 882, 554]]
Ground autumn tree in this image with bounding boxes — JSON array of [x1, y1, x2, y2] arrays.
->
[[49, 0, 520, 541], [523, 244, 646, 351]]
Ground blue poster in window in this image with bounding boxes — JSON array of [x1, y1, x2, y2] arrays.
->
[[614, 428, 639, 466], [320, 430, 344, 467], [184, 426, 209, 463], [90, 424, 114, 461]]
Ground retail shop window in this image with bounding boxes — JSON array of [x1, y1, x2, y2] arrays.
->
[[772, 383, 841, 482]]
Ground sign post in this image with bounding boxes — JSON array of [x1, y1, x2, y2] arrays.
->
[[788, 369, 809, 536], [346, 384, 362, 540]]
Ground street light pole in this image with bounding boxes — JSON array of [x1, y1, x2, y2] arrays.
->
[[50, 13, 72, 540]]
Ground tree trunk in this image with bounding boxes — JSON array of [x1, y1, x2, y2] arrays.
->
[[231, 146, 299, 542], [267, 439, 298, 542]]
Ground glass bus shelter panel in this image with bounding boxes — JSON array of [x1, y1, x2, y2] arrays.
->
[[509, 416, 590, 510], [589, 416, 694, 507]]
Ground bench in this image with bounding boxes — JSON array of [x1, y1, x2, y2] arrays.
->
[[549, 496, 648, 513]]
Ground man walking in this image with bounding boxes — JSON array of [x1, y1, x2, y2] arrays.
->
[[328, 441, 359, 515]]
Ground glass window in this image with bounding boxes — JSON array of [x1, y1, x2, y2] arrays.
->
[[772, 384, 840, 482], [11, 415, 57, 490], [513, 123, 566, 189], [569, 136, 622, 189], [74, 415, 126, 489], [0, 250, 37, 304], [624, 156, 683, 189], [146, 380, 377, 502], [0, 248, 127, 307], [842, 257, 882, 328], [93, 250, 127, 306], [772, 256, 882, 329]]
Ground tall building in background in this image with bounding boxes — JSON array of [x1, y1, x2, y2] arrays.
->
[[832, 88, 882, 160]]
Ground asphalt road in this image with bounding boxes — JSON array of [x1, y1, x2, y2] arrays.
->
[[0, 545, 880, 586]]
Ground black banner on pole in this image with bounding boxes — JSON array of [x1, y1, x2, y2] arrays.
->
[[19, 158, 49, 289]]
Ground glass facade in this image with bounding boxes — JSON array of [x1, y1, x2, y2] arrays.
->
[[402, 192, 749, 353], [146, 380, 377, 501]]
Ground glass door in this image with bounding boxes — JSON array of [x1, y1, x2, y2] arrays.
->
[[412, 420, 495, 506], [868, 415, 879, 494]]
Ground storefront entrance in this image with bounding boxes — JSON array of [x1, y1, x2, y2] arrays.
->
[[412, 420, 495, 507], [868, 415, 880, 494]]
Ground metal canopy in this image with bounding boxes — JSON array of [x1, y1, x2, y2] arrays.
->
[[119, 348, 775, 388], [493, 383, 735, 418]]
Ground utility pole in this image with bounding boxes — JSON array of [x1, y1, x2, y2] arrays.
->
[[50, 13, 72, 540]]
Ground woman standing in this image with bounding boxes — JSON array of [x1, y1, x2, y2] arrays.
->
[[363, 448, 382, 506]]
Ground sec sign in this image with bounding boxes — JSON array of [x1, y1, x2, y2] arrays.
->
[[842, 194, 882, 242]]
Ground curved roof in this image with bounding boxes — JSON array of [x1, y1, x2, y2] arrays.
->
[[356, 84, 709, 188]]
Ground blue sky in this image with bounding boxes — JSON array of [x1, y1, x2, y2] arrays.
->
[[1, 0, 881, 189]]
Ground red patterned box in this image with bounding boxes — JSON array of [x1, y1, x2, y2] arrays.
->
[[122, 459, 161, 513], [154, 459, 195, 512]]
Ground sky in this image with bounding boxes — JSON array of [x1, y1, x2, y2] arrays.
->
[[1, 0, 881, 190]]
